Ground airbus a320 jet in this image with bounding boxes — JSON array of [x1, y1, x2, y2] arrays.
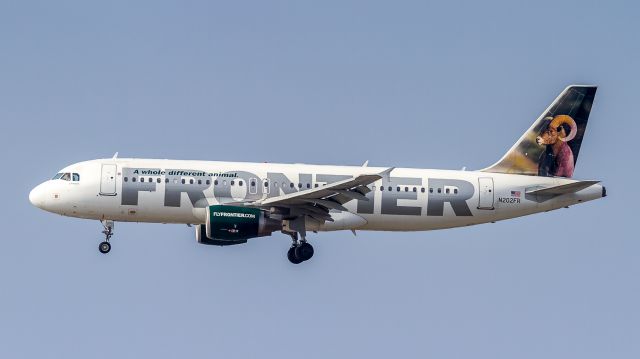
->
[[29, 85, 605, 263]]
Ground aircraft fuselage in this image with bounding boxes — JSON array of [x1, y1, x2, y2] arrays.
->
[[29, 158, 604, 232]]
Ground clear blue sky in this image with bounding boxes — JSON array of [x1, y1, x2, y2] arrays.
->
[[1, 1, 637, 358]]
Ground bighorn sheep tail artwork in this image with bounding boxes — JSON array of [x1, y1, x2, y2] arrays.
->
[[480, 85, 596, 178], [536, 115, 578, 177]]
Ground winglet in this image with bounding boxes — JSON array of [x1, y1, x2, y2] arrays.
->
[[362, 160, 369, 167], [112, 152, 119, 160], [378, 167, 395, 179]]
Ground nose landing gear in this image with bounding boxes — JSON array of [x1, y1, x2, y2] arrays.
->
[[99, 220, 114, 254], [286, 232, 314, 264], [99, 241, 111, 254]]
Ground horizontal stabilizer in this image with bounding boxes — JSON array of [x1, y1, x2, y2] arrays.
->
[[525, 180, 600, 196]]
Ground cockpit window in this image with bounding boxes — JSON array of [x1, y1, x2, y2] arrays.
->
[[52, 172, 79, 181]]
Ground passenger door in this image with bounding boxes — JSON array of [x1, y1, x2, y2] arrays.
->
[[100, 164, 117, 196], [478, 177, 494, 210]]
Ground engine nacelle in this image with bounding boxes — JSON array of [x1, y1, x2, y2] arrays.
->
[[195, 205, 282, 246], [195, 224, 247, 246]]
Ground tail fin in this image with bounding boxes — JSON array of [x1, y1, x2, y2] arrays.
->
[[482, 85, 597, 178]]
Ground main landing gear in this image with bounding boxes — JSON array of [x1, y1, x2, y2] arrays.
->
[[287, 232, 314, 264], [99, 220, 114, 254]]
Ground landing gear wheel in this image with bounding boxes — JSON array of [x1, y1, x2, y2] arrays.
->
[[295, 242, 314, 261], [287, 246, 303, 264], [99, 241, 111, 254]]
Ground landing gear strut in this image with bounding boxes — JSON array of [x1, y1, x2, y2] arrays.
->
[[99, 220, 114, 254], [286, 232, 314, 264]]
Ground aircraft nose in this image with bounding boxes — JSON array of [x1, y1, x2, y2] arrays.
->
[[29, 183, 47, 208]]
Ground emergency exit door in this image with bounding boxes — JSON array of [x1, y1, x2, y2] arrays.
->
[[100, 164, 117, 196], [478, 177, 494, 210], [249, 178, 258, 195]]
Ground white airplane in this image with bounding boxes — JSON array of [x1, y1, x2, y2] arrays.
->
[[29, 85, 605, 263]]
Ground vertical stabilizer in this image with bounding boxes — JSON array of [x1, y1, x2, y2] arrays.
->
[[482, 85, 596, 178]]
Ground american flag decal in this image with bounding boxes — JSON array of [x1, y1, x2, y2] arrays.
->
[[511, 190, 521, 197]]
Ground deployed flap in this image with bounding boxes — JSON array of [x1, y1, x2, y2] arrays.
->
[[525, 180, 600, 196]]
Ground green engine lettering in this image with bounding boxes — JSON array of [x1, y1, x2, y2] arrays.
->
[[207, 205, 262, 240]]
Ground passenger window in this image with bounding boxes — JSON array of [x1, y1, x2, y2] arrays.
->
[[264, 182, 268, 187], [142, 178, 146, 183], [132, 177, 137, 183], [239, 181, 243, 186], [157, 178, 161, 184], [314, 184, 319, 188], [429, 188, 433, 193], [306, 183, 310, 189], [405, 187, 408, 192], [181, 179, 185, 184], [165, 178, 169, 183], [446, 188, 450, 194], [230, 180, 235, 186], [124, 177, 128, 182], [298, 183, 302, 189], [206, 180, 210, 185], [251, 181, 255, 187], [454, 188, 458, 194], [421, 188, 425, 193], [197, 179, 202, 185], [215, 180, 219, 185], [380, 186, 384, 191], [413, 187, 416, 192], [396, 186, 400, 192], [290, 183, 294, 188], [437, 188, 442, 193]]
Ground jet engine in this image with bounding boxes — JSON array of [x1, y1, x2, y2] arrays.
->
[[195, 205, 282, 246]]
